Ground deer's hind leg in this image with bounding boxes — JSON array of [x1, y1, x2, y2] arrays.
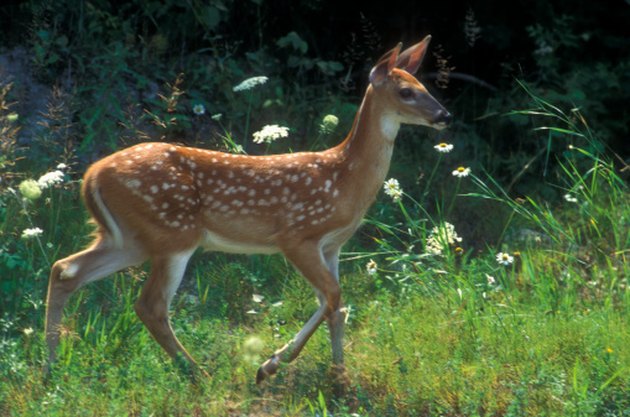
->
[[45, 237, 147, 366], [133, 248, 206, 377]]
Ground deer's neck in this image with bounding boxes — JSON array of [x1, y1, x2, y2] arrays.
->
[[333, 86, 399, 210]]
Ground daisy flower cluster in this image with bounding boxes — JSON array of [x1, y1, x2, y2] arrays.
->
[[372, 138, 525, 279], [37, 169, 65, 189], [16, 163, 69, 242], [21, 227, 43, 239], [233, 76, 269, 92], [383, 178, 403, 202], [19, 163, 68, 201], [425, 222, 463, 256], [252, 124, 290, 144]]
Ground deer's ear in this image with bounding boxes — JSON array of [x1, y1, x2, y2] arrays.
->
[[369, 42, 402, 86], [396, 35, 431, 75]]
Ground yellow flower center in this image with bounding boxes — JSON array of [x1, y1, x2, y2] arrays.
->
[[457, 167, 465, 172]]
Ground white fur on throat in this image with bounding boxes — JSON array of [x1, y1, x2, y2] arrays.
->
[[380, 114, 401, 141]]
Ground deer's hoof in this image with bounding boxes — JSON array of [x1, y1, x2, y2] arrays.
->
[[256, 354, 280, 384]]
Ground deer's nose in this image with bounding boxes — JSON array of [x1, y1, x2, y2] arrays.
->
[[434, 109, 452, 126]]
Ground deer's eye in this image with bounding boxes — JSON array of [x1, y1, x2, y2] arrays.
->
[[399, 88, 415, 100]]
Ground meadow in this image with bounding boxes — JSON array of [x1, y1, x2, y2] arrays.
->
[[1, 2, 629, 416], [1, 77, 628, 415]]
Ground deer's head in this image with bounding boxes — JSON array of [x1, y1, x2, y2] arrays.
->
[[369, 35, 452, 131]]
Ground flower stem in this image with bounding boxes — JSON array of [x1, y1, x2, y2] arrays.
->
[[243, 93, 253, 152], [445, 179, 462, 219], [422, 154, 443, 201]]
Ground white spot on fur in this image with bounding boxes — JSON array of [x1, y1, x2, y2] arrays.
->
[[127, 179, 141, 189], [60, 263, 79, 280]]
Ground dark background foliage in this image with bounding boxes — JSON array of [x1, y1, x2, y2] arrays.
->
[[1, 0, 628, 201]]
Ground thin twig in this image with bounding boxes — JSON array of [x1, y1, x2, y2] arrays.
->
[[423, 72, 498, 92]]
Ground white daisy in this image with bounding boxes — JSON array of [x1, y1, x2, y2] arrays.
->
[[193, 104, 206, 115], [452, 166, 471, 178], [434, 143, 454, 153], [496, 252, 514, 266]]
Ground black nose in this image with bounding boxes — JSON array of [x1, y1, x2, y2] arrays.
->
[[435, 109, 452, 126]]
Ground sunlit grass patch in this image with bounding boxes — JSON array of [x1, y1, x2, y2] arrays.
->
[[347, 293, 629, 416]]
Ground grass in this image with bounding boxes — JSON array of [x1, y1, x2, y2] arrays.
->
[[0, 86, 628, 416]]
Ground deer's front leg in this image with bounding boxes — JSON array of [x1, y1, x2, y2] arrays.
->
[[323, 247, 350, 395], [256, 241, 341, 384]]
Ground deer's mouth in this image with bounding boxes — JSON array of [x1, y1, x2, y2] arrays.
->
[[432, 109, 452, 130]]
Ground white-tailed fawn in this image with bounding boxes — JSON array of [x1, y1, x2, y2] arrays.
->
[[45, 35, 451, 388]]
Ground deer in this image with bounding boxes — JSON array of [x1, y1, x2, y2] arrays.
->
[[44, 35, 451, 388]]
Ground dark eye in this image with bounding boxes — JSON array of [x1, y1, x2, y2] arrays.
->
[[399, 88, 415, 100]]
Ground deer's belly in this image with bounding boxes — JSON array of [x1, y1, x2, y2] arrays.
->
[[200, 229, 280, 255]]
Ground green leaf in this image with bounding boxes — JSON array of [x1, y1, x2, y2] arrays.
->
[[316, 60, 343, 75], [203, 7, 221, 30], [55, 35, 69, 48], [276, 32, 308, 54], [533, 126, 585, 138]]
